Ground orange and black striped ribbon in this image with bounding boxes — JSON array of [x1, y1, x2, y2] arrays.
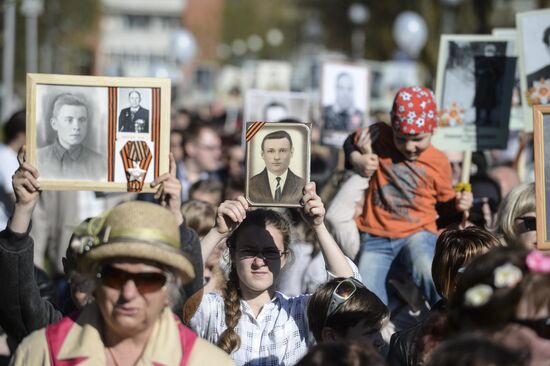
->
[[120, 141, 152, 192], [245, 121, 266, 142], [151, 88, 161, 177], [107, 87, 118, 181]]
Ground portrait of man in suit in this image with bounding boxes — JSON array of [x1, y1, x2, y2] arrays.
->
[[118, 90, 149, 133], [248, 130, 305, 204]]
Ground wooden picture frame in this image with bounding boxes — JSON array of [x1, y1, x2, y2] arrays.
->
[[245, 122, 311, 208], [320, 60, 370, 147], [432, 34, 517, 152], [26, 73, 171, 192], [533, 105, 550, 249]]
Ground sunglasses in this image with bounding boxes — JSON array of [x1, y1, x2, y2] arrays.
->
[[513, 317, 550, 339], [516, 216, 536, 232], [97, 266, 169, 294], [325, 278, 365, 324], [237, 248, 286, 261]]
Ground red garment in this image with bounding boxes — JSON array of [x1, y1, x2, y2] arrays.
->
[[391, 86, 438, 135], [45, 311, 197, 366], [356, 123, 456, 238]]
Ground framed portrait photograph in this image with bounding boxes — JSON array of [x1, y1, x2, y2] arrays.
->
[[533, 105, 550, 249], [517, 9, 550, 132], [432, 34, 517, 151], [26, 73, 171, 192], [216, 65, 244, 109], [492, 28, 524, 132], [254, 61, 292, 91], [245, 122, 311, 208], [367, 60, 426, 113], [321, 61, 370, 147], [244, 89, 310, 123]]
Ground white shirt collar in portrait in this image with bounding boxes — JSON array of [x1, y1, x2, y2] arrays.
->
[[267, 169, 288, 200]]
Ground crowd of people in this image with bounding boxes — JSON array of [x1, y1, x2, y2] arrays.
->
[[0, 83, 546, 366]]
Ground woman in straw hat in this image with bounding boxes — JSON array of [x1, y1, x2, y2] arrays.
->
[[9, 154, 231, 365], [0, 152, 204, 352], [190, 182, 361, 365]]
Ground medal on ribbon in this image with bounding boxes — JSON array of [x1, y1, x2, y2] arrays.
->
[[120, 140, 152, 192]]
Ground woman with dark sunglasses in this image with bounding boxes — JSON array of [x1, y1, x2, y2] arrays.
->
[[11, 200, 233, 366], [494, 183, 536, 249], [191, 182, 360, 365]]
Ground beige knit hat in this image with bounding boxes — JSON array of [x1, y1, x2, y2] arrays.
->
[[78, 201, 195, 284]]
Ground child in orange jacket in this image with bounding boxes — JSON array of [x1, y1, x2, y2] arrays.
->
[[344, 86, 473, 305]]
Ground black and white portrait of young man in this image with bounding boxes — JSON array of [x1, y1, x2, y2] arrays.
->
[[35, 85, 107, 180]]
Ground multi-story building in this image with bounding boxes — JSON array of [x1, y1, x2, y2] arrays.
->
[[95, 0, 186, 76]]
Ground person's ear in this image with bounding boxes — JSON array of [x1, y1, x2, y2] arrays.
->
[[50, 118, 58, 131], [280, 253, 288, 269], [184, 141, 195, 157], [321, 327, 339, 342]]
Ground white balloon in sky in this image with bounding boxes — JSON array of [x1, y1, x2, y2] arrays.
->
[[170, 28, 198, 64], [392, 11, 428, 59]]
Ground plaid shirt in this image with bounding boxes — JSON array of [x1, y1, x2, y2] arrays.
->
[[190, 260, 361, 366]]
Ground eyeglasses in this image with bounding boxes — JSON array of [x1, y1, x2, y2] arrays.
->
[[513, 317, 550, 339], [195, 142, 222, 152], [97, 266, 169, 294], [516, 216, 536, 232], [325, 278, 365, 324], [237, 248, 287, 261], [473, 196, 498, 213]]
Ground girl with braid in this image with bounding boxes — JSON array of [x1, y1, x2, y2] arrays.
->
[[190, 182, 360, 365]]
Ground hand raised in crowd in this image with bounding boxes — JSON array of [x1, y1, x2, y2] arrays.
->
[[350, 153, 379, 178], [12, 146, 41, 208], [351, 126, 380, 178], [356, 125, 379, 155], [455, 190, 474, 212], [215, 196, 250, 236], [300, 182, 325, 228], [151, 153, 183, 224], [10, 146, 41, 233]]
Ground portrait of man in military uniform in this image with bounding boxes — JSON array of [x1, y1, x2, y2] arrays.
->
[[37, 93, 106, 180], [118, 90, 150, 133], [321, 62, 369, 146], [323, 72, 365, 131]]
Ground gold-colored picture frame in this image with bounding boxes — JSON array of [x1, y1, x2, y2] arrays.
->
[[533, 104, 550, 249], [245, 122, 311, 208], [26, 73, 171, 192]]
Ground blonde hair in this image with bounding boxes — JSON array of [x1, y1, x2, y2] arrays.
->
[[494, 183, 535, 246], [180, 200, 216, 237]]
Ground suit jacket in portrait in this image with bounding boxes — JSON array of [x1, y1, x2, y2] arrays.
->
[[118, 106, 150, 133], [248, 168, 306, 205], [323, 105, 364, 131]]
